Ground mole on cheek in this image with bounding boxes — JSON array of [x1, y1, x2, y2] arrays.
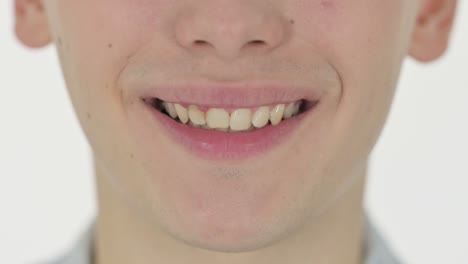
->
[[320, 0, 335, 9]]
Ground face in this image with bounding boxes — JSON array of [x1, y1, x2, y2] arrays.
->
[[16, 0, 456, 252]]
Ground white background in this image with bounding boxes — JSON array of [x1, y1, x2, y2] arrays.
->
[[1, 1, 467, 263]]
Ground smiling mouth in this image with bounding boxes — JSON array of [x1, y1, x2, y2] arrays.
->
[[133, 81, 322, 160], [143, 98, 318, 132]]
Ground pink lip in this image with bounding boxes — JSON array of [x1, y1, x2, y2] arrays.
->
[[142, 100, 318, 161]]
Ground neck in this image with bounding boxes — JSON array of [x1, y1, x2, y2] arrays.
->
[[93, 163, 367, 264]]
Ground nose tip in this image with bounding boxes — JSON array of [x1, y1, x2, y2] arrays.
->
[[174, 4, 290, 60]]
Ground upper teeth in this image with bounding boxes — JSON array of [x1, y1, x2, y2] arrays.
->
[[160, 101, 302, 132]]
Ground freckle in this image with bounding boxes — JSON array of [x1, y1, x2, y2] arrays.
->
[[321, 0, 334, 8], [86, 112, 92, 119], [289, 19, 295, 25], [57, 37, 63, 46], [130, 153, 134, 159], [108, 43, 113, 48]]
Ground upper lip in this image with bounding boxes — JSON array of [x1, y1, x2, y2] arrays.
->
[[139, 80, 322, 109]]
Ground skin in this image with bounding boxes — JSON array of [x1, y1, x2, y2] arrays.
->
[[15, 0, 457, 263]]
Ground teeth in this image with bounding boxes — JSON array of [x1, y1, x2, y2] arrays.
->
[[188, 121, 198, 127], [270, 104, 285, 126], [174, 104, 189, 124], [188, 105, 206, 125], [283, 102, 295, 119], [163, 102, 178, 119], [252, 106, 270, 128], [230, 109, 252, 131], [206, 108, 230, 129], [159, 101, 304, 131], [292, 102, 301, 116]]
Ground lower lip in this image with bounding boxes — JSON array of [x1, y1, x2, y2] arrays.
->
[[144, 103, 315, 161]]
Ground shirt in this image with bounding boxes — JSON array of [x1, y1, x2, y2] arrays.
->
[[45, 216, 402, 264]]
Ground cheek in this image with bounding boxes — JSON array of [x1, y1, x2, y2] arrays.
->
[[325, 1, 411, 138], [289, 0, 412, 125], [289, 1, 413, 176], [45, 1, 183, 216], [47, 0, 171, 144], [51, 0, 169, 100]]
